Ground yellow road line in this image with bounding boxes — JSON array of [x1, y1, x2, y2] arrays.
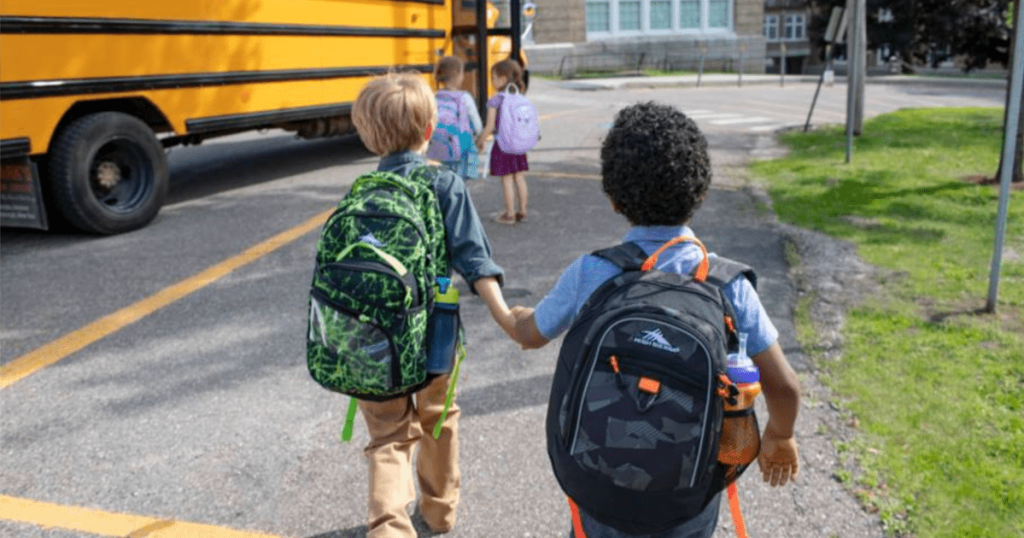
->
[[0, 495, 289, 538], [0, 209, 333, 389]]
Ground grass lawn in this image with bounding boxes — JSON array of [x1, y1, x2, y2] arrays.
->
[[750, 108, 1024, 538]]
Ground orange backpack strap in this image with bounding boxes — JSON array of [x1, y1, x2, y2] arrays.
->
[[567, 497, 588, 538], [727, 483, 750, 538]]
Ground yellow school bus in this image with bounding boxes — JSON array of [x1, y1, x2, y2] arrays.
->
[[0, 0, 521, 234]]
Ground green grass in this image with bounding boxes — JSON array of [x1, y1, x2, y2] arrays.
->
[[750, 107, 1024, 538]]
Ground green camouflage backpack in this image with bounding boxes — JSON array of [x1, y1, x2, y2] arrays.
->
[[307, 166, 448, 415]]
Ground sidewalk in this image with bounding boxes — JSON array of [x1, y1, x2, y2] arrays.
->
[[553, 72, 1009, 91]]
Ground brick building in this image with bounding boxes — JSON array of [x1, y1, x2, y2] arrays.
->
[[518, 0, 767, 75], [762, 0, 811, 74]]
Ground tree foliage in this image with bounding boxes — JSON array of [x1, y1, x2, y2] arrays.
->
[[810, 0, 1014, 71]]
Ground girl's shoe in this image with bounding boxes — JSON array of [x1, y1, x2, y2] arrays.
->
[[515, 212, 527, 222], [496, 212, 516, 225]]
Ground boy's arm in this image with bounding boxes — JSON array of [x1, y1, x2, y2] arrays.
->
[[472, 276, 513, 337], [751, 341, 801, 487], [509, 306, 549, 349]]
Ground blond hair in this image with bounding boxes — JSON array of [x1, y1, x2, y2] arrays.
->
[[434, 56, 464, 86], [351, 72, 436, 155]]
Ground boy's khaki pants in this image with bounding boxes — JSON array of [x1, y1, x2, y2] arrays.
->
[[358, 374, 459, 538]]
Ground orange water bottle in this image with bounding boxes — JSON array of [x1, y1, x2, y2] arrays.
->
[[719, 332, 761, 466]]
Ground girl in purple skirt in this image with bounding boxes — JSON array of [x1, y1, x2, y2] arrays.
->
[[476, 59, 530, 225]]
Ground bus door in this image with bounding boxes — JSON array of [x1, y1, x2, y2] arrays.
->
[[450, 0, 524, 116]]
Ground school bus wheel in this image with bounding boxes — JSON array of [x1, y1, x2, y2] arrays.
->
[[47, 112, 169, 234]]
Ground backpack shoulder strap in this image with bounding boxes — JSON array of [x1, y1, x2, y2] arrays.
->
[[591, 242, 648, 272], [705, 256, 757, 290]]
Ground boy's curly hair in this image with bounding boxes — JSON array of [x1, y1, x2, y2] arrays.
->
[[601, 102, 711, 226]]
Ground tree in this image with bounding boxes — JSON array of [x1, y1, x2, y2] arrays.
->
[[809, 0, 1014, 72]]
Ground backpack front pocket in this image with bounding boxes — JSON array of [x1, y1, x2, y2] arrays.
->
[[307, 289, 399, 395]]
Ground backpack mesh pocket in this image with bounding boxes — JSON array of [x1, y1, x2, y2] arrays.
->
[[307, 293, 395, 394]]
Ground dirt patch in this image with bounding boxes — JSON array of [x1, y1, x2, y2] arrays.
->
[[962, 174, 1024, 189]]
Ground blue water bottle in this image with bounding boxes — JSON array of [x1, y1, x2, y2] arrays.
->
[[425, 277, 460, 374]]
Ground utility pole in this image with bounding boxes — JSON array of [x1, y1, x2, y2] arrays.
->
[[845, 0, 867, 162], [845, 0, 859, 162], [853, 0, 867, 135], [987, 0, 1024, 313]]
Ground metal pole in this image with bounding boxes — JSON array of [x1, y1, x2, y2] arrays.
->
[[738, 43, 745, 87], [698, 43, 707, 87], [781, 42, 787, 86], [986, 0, 1024, 313], [805, 45, 831, 131], [475, 0, 488, 116], [853, 0, 867, 135], [510, 0, 522, 64], [845, 0, 858, 163]]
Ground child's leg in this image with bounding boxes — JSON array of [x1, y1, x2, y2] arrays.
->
[[513, 171, 528, 217], [414, 374, 461, 531], [499, 174, 516, 222], [359, 397, 420, 538]]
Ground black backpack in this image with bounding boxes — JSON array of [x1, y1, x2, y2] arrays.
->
[[546, 237, 757, 534]]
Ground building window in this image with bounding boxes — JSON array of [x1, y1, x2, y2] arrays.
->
[[650, 0, 672, 30], [783, 14, 805, 41], [680, 0, 701, 29], [587, 1, 611, 32], [585, 0, 733, 38], [619, 0, 642, 30], [708, 0, 729, 28], [764, 14, 779, 41]]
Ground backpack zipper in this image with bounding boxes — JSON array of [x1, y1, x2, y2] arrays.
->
[[319, 259, 419, 311]]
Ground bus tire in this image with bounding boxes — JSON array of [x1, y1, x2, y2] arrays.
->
[[47, 112, 168, 234]]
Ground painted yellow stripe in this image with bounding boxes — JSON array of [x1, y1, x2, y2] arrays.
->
[[0, 209, 333, 389], [0, 495, 289, 538]]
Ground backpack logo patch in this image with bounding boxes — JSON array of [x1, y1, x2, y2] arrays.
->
[[359, 232, 386, 248], [634, 328, 680, 353]]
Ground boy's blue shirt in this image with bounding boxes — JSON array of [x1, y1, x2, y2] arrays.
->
[[534, 225, 778, 356], [377, 151, 503, 291]]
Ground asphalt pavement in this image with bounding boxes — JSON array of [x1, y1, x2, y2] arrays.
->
[[1, 74, 1008, 538]]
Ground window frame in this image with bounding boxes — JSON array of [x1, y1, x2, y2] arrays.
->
[[764, 13, 779, 41], [584, 0, 734, 39], [782, 13, 806, 42]]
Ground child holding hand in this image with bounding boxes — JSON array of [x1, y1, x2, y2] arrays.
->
[[432, 56, 483, 179], [505, 102, 801, 538], [476, 58, 530, 225]]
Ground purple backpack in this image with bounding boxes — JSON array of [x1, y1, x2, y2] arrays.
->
[[428, 91, 470, 162], [495, 85, 539, 155]]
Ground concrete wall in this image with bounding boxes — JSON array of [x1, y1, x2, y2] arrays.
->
[[526, 35, 767, 76]]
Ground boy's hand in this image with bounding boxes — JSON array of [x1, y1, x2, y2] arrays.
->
[[508, 306, 548, 350], [757, 430, 799, 487]]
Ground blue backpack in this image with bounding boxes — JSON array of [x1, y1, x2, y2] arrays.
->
[[427, 91, 472, 162]]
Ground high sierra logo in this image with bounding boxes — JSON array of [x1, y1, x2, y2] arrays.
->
[[633, 328, 680, 353]]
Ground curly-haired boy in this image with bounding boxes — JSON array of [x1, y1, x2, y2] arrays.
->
[[508, 102, 801, 537]]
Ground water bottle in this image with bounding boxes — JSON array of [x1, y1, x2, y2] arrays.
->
[[719, 333, 762, 466], [425, 277, 460, 374]]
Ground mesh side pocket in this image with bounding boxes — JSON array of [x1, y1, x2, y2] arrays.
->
[[719, 408, 760, 466]]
